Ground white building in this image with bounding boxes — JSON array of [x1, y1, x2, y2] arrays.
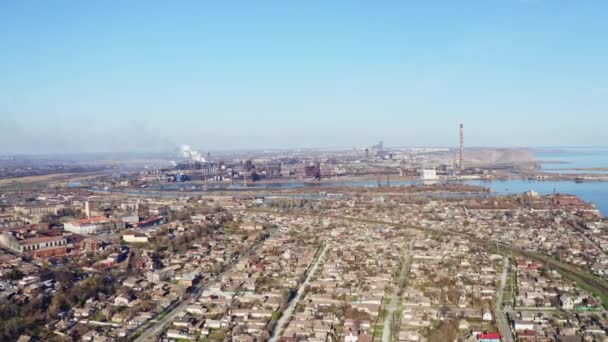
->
[[560, 295, 574, 310], [14, 204, 64, 216], [514, 320, 534, 331], [482, 308, 493, 321], [345, 331, 359, 342], [63, 217, 116, 235], [167, 329, 196, 340], [122, 231, 149, 243], [419, 169, 437, 180], [114, 294, 138, 307]]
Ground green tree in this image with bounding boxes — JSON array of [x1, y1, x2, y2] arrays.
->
[[3, 269, 24, 280]]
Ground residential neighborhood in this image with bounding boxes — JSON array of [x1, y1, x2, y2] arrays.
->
[[1, 184, 608, 341]]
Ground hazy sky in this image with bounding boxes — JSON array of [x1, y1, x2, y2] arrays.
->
[[1, 1, 607, 153]]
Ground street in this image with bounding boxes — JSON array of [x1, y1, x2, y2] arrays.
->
[[269, 244, 329, 342], [381, 240, 412, 342], [132, 237, 266, 341], [495, 257, 514, 342]]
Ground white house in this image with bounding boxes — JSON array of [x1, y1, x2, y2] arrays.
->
[[560, 295, 574, 310], [186, 305, 207, 315], [514, 320, 534, 331], [345, 331, 359, 342], [205, 320, 222, 329], [114, 294, 137, 307], [166, 329, 196, 340], [482, 308, 493, 321]]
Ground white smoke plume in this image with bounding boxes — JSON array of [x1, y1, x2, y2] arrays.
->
[[180, 145, 206, 162]]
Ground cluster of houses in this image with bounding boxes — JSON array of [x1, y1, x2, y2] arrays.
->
[[0, 190, 270, 341], [155, 217, 321, 341], [327, 193, 608, 284], [281, 220, 405, 342], [255, 192, 608, 341], [3, 184, 608, 341], [505, 259, 607, 341], [399, 234, 504, 342], [45, 222, 259, 340]]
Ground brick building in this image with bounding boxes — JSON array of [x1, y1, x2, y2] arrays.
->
[[0, 233, 67, 258]]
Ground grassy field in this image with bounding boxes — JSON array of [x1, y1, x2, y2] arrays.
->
[[503, 272, 514, 306], [373, 305, 388, 342], [0, 173, 79, 185], [558, 269, 608, 309], [373, 324, 384, 340], [0, 171, 107, 190]]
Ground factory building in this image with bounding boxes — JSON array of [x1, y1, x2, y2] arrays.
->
[[14, 204, 65, 216], [0, 232, 67, 258], [304, 162, 321, 180], [136, 216, 164, 228], [64, 216, 123, 235]]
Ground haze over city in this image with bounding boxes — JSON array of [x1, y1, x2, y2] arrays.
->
[[3, 3, 608, 342], [1, 1, 608, 153]]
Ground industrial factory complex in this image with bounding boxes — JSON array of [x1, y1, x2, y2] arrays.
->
[[124, 124, 525, 190]]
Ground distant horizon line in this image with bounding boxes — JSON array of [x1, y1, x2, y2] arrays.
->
[[1, 146, 607, 157]]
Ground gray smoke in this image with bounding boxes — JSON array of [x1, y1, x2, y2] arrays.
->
[[180, 145, 206, 162]]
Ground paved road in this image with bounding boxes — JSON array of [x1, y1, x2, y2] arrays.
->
[[133, 238, 265, 341], [495, 257, 514, 342], [133, 290, 196, 341], [573, 228, 608, 259], [269, 244, 329, 342], [381, 291, 398, 342], [400, 305, 483, 313], [133, 268, 228, 342], [381, 241, 412, 342], [508, 307, 558, 313]]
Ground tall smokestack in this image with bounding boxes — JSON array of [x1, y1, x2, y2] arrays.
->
[[459, 124, 464, 171]]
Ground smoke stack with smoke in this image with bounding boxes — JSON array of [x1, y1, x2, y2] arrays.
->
[[179, 145, 206, 162]]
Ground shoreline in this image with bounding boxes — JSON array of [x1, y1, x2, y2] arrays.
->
[[155, 173, 608, 186]]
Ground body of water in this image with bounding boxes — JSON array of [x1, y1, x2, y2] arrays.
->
[[464, 179, 608, 215], [536, 147, 608, 174], [140, 178, 608, 216], [93, 148, 608, 216]]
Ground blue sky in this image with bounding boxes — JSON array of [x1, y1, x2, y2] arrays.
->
[[1, 1, 607, 153]]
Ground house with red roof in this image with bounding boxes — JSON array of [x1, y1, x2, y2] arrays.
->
[[477, 332, 501, 342]]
